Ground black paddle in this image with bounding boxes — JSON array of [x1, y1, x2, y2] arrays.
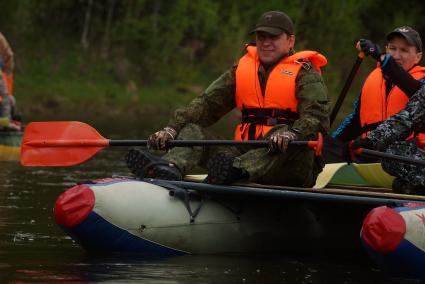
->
[[330, 52, 365, 126], [352, 147, 425, 166]]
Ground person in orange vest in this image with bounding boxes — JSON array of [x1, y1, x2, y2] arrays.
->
[[0, 32, 19, 130], [126, 11, 330, 186], [325, 26, 424, 163], [0, 32, 14, 96]]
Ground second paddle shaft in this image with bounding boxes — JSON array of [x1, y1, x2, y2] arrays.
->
[[357, 148, 425, 166], [109, 135, 324, 156]]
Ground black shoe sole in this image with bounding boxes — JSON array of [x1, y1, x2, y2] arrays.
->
[[126, 149, 182, 180], [207, 152, 235, 184]]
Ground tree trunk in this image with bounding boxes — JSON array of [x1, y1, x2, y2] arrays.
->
[[101, 0, 116, 58], [152, 0, 161, 38], [81, 0, 93, 50]]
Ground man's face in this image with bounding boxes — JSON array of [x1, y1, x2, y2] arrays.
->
[[387, 36, 422, 71], [256, 31, 295, 65]]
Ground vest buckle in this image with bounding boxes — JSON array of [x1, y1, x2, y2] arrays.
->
[[295, 60, 311, 71], [266, 117, 277, 126]]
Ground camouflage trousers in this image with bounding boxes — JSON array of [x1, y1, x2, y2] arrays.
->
[[162, 123, 323, 187], [381, 140, 425, 187]]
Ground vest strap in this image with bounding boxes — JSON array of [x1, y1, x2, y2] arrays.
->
[[241, 108, 299, 126], [248, 124, 258, 140]]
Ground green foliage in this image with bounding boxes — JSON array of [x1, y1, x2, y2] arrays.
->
[[3, 0, 425, 126]]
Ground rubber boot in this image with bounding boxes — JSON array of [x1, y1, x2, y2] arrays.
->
[[206, 152, 248, 185], [125, 148, 183, 181], [392, 178, 425, 196]]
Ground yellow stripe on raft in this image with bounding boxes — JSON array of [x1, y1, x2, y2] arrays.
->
[[184, 164, 356, 189], [0, 145, 20, 161], [352, 163, 394, 188], [184, 163, 395, 189], [184, 174, 207, 182], [185, 163, 366, 189], [314, 163, 349, 189]]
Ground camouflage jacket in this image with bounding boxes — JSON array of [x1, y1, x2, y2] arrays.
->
[[368, 85, 425, 150], [167, 58, 330, 139]]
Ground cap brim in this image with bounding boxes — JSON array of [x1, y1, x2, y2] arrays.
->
[[386, 31, 416, 47], [250, 26, 285, 36]]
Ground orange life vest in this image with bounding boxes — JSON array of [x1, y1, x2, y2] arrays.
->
[[360, 65, 425, 147], [234, 46, 327, 140], [0, 72, 4, 103], [3, 73, 13, 96]]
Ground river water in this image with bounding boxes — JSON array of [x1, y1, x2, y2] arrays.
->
[[0, 121, 411, 283]]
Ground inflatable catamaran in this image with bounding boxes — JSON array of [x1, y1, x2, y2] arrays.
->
[[0, 130, 21, 161], [53, 175, 425, 256]]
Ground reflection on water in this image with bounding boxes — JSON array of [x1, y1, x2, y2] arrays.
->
[[0, 136, 405, 283]]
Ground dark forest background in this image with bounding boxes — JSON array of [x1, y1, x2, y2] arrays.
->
[[1, 0, 424, 128]]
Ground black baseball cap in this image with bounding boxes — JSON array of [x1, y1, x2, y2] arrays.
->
[[386, 26, 422, 52], [250, 11, 294, 36]]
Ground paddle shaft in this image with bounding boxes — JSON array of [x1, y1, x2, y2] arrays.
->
[[330, 52, 365, 126], [26, 139, 314, 147], [21, 121, 323, 166], [357, 148, 425, 166], [109, 139, 312, 147]]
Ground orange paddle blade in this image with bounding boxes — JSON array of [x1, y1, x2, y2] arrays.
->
[[21, 121, 109, 166]]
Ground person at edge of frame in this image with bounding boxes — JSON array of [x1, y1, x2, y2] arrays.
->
[[0, 31, 20, 131], [351, 84, 425, 195], [125, 10, 330, 187], [324, 26, 424, 165]]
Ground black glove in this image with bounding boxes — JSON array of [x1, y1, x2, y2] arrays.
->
[[342, 137, 374, 164], [359, 39, 384, 62], [350, 137, 374, 150]]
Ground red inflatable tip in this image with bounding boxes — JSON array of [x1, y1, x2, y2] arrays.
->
[[361, 206, 406, 253], [54, 184, 95, 227]]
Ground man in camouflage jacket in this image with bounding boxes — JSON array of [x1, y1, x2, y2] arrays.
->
[[126, 11, 330, 187], [352, 85, 425, 193]]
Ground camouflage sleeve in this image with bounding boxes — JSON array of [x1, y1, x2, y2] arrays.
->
[[167, 66, 236, 133], [368, 85, 425, 150], [0, 33, 14, 74], [380, 54, 423, 97], [292, 66, 331, 138], [0, 75, 10, 118], [0, 74, 7, 100]]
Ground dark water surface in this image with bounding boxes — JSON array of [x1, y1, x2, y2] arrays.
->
[[0, 126, 410, 283]]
